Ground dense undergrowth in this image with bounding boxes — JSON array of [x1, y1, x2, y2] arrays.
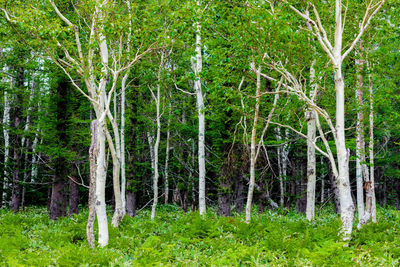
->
[[0, 205, 399, 266]]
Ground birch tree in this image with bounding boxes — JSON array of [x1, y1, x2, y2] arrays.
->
[[284, 0, 385, 238], [2, 68, 11, 207], [192, 0, 206, 215], [1, 0, 154, 246], [306, 60, 318, 221]]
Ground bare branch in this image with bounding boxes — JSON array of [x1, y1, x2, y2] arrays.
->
[[342, 0, 385, 60], [174, 83, 196, 95]]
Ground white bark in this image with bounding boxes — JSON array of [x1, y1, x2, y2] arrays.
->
[[306, 110, 316, 221], [368, 70, 377, 223], [287, 0, 384, 239], [281, 129, 289, 205], [355, 53, 366, 223], [306, 60, 318, 221], [121, 73, 128, 214], [276, 127, 284, 207], [321, 175, 325, 204], [192, 1, 206, 215], [106, 125, 123, 227], [2, 83, 11, 207], [150, 53, 163, 220], [334, 66, 354, 239], [45, 0, 151, 246], [120, 0, 132, 215], [92, 1, 111, 246], [164, 97, 171, 205], [94, 107, 108, 247], [31, 131, 39, 182], [246, 65, 261, 223]]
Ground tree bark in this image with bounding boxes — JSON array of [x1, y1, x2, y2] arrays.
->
[[49, 78, 70, 220], [94, 93, 109, 247], [2, 79, 11, 207], [49, 173, 67, 220], [328, 163, 341, 214], [11, 66, 24, 213], [87, 120, 97, 248], [306, 110, 316, 220], [246, 65, 261, 223], [368, 70, 377, 223], [69, 176, 79, 216], [191, 0, 206, 215], [150, 55, 163, 220], [120, 73, 128, 215], [217, 182, 231, 217], [306, 60, 318, 221], [126, 189, 137, 217], [276, 127, 284, 207], [296, 164, 307, 213], [164, 96, 171, 205]]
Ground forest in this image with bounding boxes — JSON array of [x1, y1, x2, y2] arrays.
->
[[0, 0, 399, 265]]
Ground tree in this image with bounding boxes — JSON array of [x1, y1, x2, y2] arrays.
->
[[281, 0, 385, 238]]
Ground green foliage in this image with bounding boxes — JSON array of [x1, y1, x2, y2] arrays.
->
[[0, 206, 399, 266]]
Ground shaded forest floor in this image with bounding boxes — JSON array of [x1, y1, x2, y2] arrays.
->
[[0, 205, 399, 266]]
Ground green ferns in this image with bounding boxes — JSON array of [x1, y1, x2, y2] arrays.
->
[[0, 206, 399, 266]]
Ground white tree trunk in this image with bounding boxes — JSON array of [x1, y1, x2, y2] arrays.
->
[[150, 57, 163, 220], [94, 110, 108, 247], [192, 4, 206, 215], [287, 0, 384, 239], [281, 129, 289, 205], [164, 98, 171, 205], [120, 0, 132, 215], [355, 54, 366, 224], [332, 0, 354, 239], [306, 110, 316, 221], [306, 60, 317, 221], [321, 175, 325, 204], [368, 71, 377, 223], [31, 132, 39, 182], [120, 73, 128, 215], [276, 127, 284, 207], [107, 126, 123, 227], [334, 66, 354, 239], [246, 65, 261, 223], [2, 86, 11, 207]]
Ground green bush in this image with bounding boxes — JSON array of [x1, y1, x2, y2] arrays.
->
[[0, 205, 399, 266]]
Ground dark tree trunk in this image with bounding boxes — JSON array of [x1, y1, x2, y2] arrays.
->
[[47, 186, 52, 212], [49, 79, 70, 220], [126, 190, 137, 217], [217, 180, 231, 217], [234, 177, 245, 213], [21, 186, 26, 211], [395, 179, 400, 210], [287, 159, 297, 209], [182, 190, 188, 212], [11, 161, 21, 212], [383, 175, 387, 207], [11, 66, 24, 213], [69, 176, 79, 215], [296, 173, 307, 213], [11, 149, 21, 212], [125, 89, 139, 218], [50, 174, 67, 220]]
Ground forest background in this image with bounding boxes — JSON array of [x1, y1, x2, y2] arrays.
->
[[0, 0, 399, 264]]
